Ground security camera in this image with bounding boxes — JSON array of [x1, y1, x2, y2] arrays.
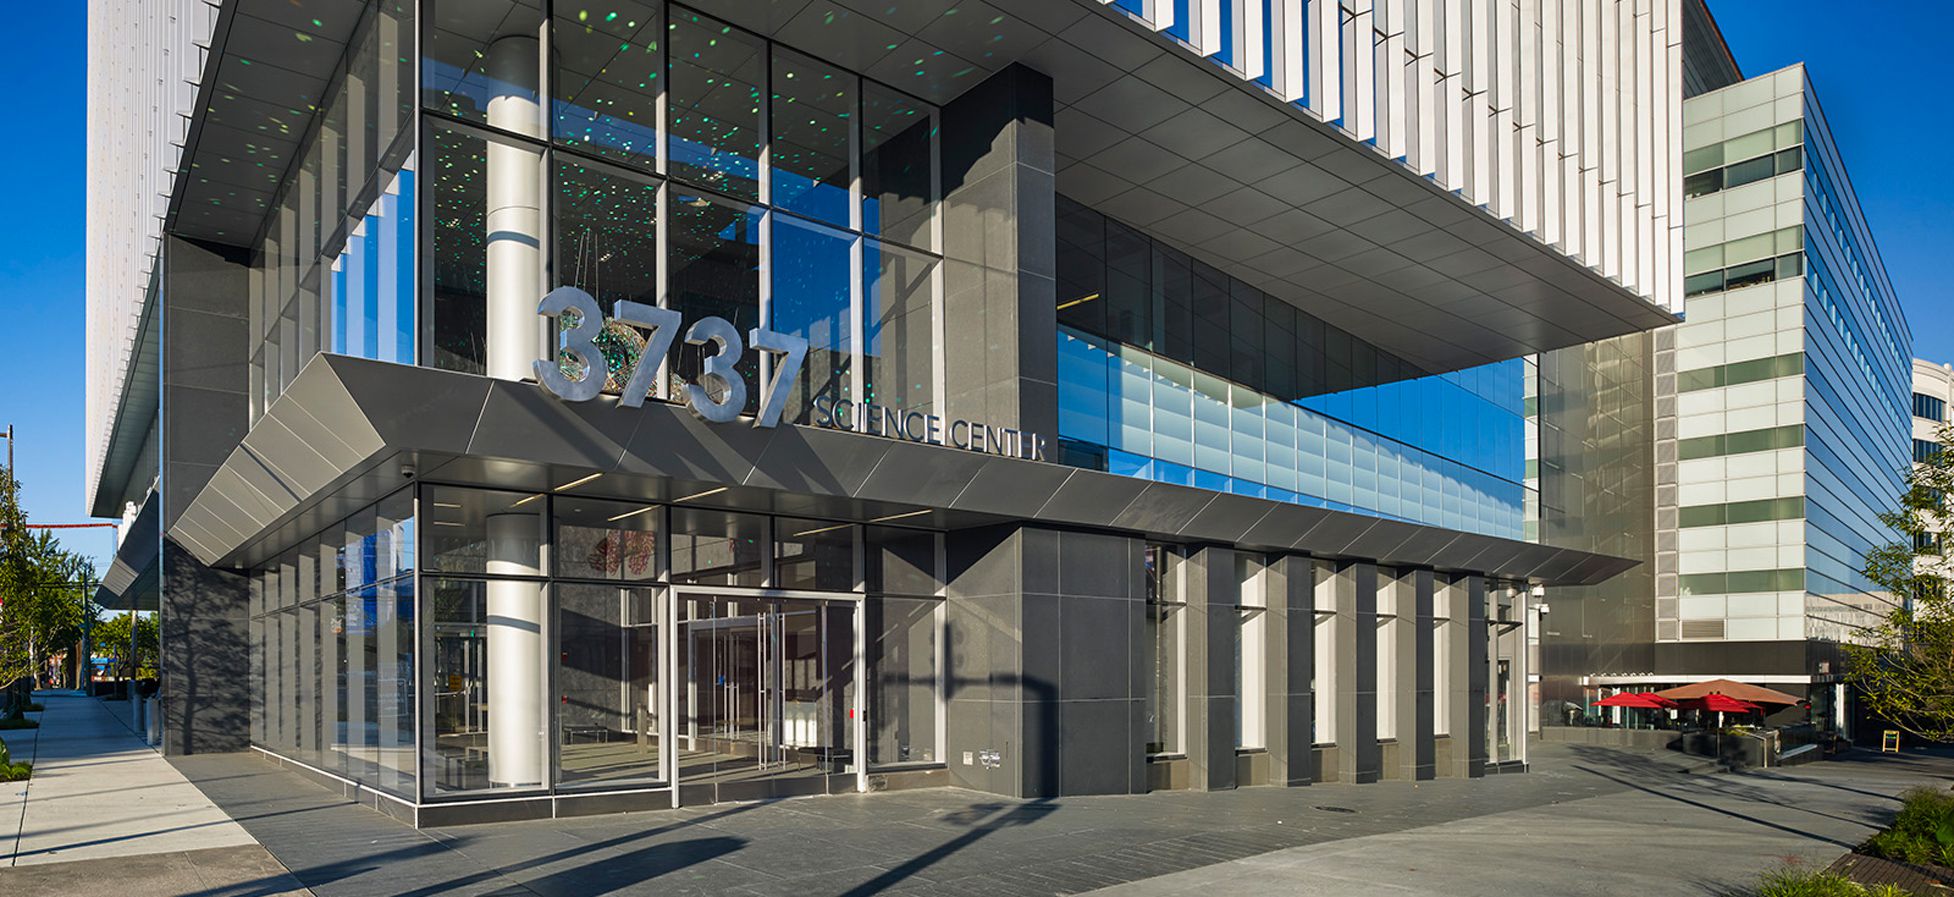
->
[[400, 464, 417, 479]]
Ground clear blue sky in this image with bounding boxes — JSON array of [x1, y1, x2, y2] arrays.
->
[[0, 2, 1945, 578], [1711, 1, 1954, 367]]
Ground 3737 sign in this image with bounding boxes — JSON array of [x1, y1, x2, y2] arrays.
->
[[533, 286, 808, 427]]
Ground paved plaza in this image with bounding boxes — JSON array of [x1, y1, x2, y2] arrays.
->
[[1, 694, 1946, 896], [170, 742, 1933, 897]]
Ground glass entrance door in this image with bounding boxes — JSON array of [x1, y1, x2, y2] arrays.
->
[[676, 593, 857, 804]]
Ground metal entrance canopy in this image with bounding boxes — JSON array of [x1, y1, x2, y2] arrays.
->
[[170, 355, 1636, 587]]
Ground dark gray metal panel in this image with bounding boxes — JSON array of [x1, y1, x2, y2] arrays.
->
[[950, 458, 1077, 517], [1524, 549, 1586, 584], [1458, 539, 1534, 580], [1562, 553, 1640, 586], [1179, 492, 1274, 543], [615, 402, 772, 484], [855, 440, 996, 508], [1110, 483, 1217, 534], [1035, 470, 1147, 523], [746, 426, 894, 497], [1298, 516, 1381, 559], [274, 357, 384, 461], [197, 462, 287, 537], [1390, 528, 1465, 568], [98, 492, 161, 610], [1424, 533, 1502, 571], [464, 380, 641, 471], [1237, 503, 1331, 551], [237, 415, 340, 499], [323, 355, 489, 455], [1339, 519, 1424, 566]]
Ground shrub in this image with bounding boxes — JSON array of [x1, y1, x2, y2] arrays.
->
[[0, 740, 24, 781], [1756, 867, 1906, 896], [0, 718, 37, 730], [1862, 787, 1954, 867]]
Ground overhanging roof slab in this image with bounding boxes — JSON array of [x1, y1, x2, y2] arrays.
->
[[173, 348, 1635, 592]]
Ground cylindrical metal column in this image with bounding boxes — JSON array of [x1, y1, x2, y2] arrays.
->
[[483, 35, 543, 382], [486, 512, 544, 787]]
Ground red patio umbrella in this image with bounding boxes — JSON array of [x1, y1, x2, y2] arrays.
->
[[1594, 692, 1680, 709], [1654, 679, 1801, 706], [1681, 694, 1762, 715]]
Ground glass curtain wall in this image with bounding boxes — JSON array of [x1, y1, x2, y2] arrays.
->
[[1143, 544, 1185, 756], [250, 2, 418, 421], [420, 2, 941, 426], [1055, 194, 1530, 538], [1488, 581, 1525, 764], [251, 481, 945, 801], [247, 488, 417, 798], [1235, 554, 1266, 750]]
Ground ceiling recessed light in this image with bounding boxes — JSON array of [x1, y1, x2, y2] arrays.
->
[[868, 509, 932, 523], [674, 486, 728, 503], [556, 472, 603, 490], [790, 523, 851, 538], [512, 493, 544, 507], [607, 506, 657, 523]]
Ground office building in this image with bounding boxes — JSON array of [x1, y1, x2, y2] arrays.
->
[[1556, 58, 1913, 736], [1915, 360, 1952, 452], [87, 0, 1685, 823]]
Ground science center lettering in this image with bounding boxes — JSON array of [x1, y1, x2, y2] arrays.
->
[[536, 286, 1046, 460], [811, 396, 1047, 460]]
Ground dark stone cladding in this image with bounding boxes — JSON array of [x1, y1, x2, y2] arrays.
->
[[170, 354, 1638, 587]]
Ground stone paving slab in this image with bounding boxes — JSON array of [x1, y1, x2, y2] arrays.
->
[[3, 692, 257, 866], [174, 743, 1653, 897], [0, 843, 312, 897], [1080, 748, 1925, 897], [167, 740, 1952, 897]]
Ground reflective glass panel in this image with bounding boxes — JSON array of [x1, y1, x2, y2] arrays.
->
[[556, 584, 665, 787], [861, 84, 934, 250], [554, 158, 662, 398], [771, 215, 854, 422], [770, 50, 854, 227], [669, 508, 765, 587], [668, 10, 763, 199], [422, 0, 544, 134], [554, 495, 658, 581], [421, 486, 547, 576], [424, 577, 550, 794], [667, 191, 763, 413], [552, 0, 662, 170], [775, 518, 856, 592]]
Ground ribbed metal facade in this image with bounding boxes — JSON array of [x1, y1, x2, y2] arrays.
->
[[1105, 0, 1685, 315], [84, 0, 221, 509]]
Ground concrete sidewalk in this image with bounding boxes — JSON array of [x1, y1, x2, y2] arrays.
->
[[1079, 749, 1920, 897], [0, 691, 309, 896]]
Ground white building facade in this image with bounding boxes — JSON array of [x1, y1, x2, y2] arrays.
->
[[1642, 65, 1910, 717]]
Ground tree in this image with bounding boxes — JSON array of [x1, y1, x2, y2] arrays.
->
[[0, 467, 97, 717], [91, 611, 158, 680], [1842, 423, 1954, 741]]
